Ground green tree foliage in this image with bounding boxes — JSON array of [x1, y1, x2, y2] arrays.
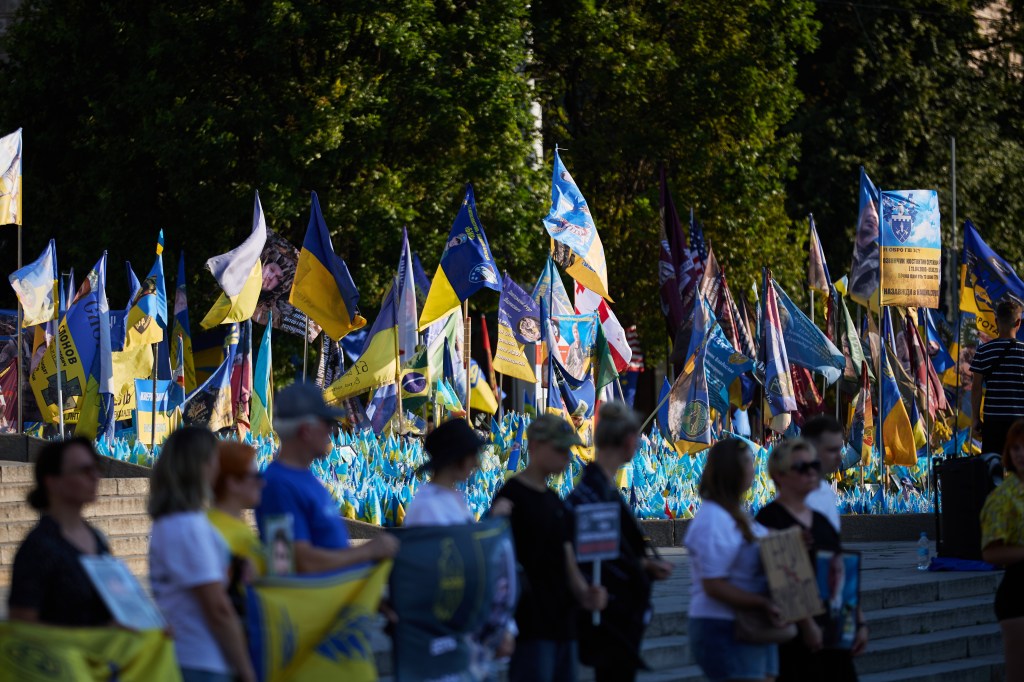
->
[[0, 0, 545, 316], [787, 0, 1024, 300], [529, 0, 818, 354]]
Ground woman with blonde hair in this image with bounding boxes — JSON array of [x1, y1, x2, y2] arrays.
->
[[148, 427, 256, 682], [684, 438, 779, 682], [756, 438, 862, 681], [981, 419, 1024, 681]]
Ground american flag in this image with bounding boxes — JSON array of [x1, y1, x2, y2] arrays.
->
[[689, 209, 707, 265]]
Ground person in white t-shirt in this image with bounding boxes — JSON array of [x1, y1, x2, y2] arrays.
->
[[404, 418, 485, 527], [684, 438, 779, 682], [802, 415, 845, 532], [148, 427, 256, 682]]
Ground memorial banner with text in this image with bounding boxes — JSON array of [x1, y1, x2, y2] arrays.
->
[[879, 189, 941, 308]]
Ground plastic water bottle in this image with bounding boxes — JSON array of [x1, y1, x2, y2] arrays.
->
[[917, 532, 931, 570]]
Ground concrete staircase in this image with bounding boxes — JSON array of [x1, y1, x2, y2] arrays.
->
[[0, 461, 151, 601]]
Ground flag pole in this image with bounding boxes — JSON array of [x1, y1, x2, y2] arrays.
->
[[151, 343, 158, 452], [463, 300, 471, 425], [302, 314, 309, 381], [949, 137, 958, 317], [393, 303, 404, 434], [56, 274, 65, 437], [16, 224, 22, 433]]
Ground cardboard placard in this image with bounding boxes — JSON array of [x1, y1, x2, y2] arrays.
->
[[759, 527, 825, 623], [575, 502, 620, 563], [80, 555, 166, 631]]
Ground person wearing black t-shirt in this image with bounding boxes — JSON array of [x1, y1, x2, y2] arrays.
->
[[972, 300, 1024, 456], [490, 414, 607, 682], [8, 438, 112, 626], [756, 438, 860, 682]]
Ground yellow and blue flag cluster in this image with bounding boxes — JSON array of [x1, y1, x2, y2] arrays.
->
[[201, 192, 267, 328], [879, 314, 916, 466], [171, 251, 196, 393], [291, 192, 367, 341], [324, 285, 398, 404], [960, 218, 1024, 338], [543, 149, 611, 301], [761, 268, 797, 432], [418, 184, 501, 330], [9, 238, 57, 327], [124, 231, 167, 350], [492, 273, 539, 383], [74, 254, 115, 440], [250, 312, 274, 437]]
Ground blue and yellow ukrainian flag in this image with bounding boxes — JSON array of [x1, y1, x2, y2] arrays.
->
[[9, 238, 57, 327], [246, 562, 391, 682], [418, 184, 501, 330], [290, 192, 367, 341], [879, 316, 917, 466], [468, 359, 498, 415], [0, 621, 180, 682], [74, 254, 115, 441], [171, 251, 196, 393], [959, 219, 1024, 338], [0, 128, 22, 226], [183, 325, 237, 432], [251, 312, 274, 437], [542, 149, 611, 301], [200, 191, 267, 328], [323, 285, 398, 404], [124, 231, 167, 349]]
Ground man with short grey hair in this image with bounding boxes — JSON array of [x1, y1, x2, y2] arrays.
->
[[255, 383, 398, 573]]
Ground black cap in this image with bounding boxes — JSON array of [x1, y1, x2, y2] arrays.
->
[[418, 419, 487, 475], [274, 382, 346, 422]]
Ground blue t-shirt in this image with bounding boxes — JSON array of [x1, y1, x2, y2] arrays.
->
[[256, 460, 350, 550]]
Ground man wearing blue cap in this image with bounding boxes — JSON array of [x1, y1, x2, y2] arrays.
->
[[256, 383, 398, 573]]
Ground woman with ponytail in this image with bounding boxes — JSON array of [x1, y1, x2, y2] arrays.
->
[[684, 438, 780, 682], [7, 438, 112, 625]]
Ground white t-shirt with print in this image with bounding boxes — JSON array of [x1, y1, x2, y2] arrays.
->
[[806, 479, 841, 532], [150, 511, 232, 674], [683, 500, 769, 621], [404, 483, 475, 527]]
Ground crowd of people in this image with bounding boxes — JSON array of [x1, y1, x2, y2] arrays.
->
[[6, 377, 1024, 682]]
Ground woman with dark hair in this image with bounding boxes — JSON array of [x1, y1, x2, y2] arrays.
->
[[7, 438, 111, 625], [981, 419, 1024, 681], [149, 426, 256, 682], [684, 438, 779, 682]]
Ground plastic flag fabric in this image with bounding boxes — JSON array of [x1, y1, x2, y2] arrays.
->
[[200, 191, 268, 328], [543, 149, 611, 301], [171, 251, 196, 394], [492, 274, 538, 383], [324, 285, 398, 404], [418, 184, 501, 330], [246, 562, 390, 682], [250, 313, 274, 437], [849, 167, 881, 307], [290, 192, 367, 341], [807, 215, 832, 294], [772, 280, 845, 385], [960, 219, 1024, 338], [395, 227, 418, 365], [74, 254, 115, 441], [574, 281, 631, 373], [761, 268, 796, 430], [0, 128, 22, 225], [124, 231, 167, 349], [9, 238, 57, 327]]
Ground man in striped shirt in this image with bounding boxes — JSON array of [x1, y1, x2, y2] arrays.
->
[[972, 300, 1024, 455]]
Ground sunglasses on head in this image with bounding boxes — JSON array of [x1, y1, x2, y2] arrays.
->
[[790, 460, 822, 475]]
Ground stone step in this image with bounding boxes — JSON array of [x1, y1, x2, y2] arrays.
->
[[0, 553, 148, 589], [855, 623, 1002, 675], [637, 664, 705, 682], [859, 573, 1001, 612], [0, 512, 153, 545], [859, 654, 1004, 682], [0, 494, 148, 522], [865, 595, 994, 639], [0, 463, 33, 483], [0, 476, 150, 503]]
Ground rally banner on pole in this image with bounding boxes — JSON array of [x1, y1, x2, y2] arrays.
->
[[878, 189, 941, 308], [133, 379, 180, 446], [389, 519, 518, 682]]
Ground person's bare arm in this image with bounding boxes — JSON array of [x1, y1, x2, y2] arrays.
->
[[982, 540, 1024, 567], [193, 583, 256, 682], [293, 534, 399, 574], [702, 578, 775, 612]]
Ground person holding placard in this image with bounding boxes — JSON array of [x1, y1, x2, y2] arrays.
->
[[566, 401, 673, 682], [756, 438, 862, 682], [684, 438, 779, 682], [149, 426, 256, 682], [8, 438, 112, 626]]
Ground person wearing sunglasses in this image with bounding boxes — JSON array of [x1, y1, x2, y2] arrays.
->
[[8, 438, 112, 626], [756, 438, 859, 682], [255, 382, 398, 575]]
